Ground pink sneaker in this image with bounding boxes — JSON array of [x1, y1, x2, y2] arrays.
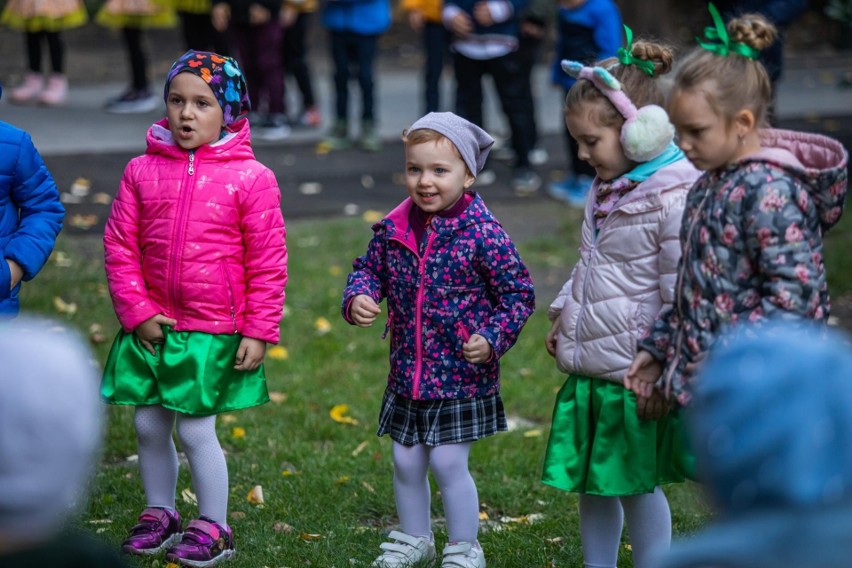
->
[[121, 507, 182, 556], [301, 106, 322, 128], [165, 517, 235, 567], [39, 74, 68, 106], [10, 73, 44, 104]]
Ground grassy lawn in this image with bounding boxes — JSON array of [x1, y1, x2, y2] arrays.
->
[[19, 206, 852, 568]]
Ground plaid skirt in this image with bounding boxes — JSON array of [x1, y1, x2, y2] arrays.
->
[[377, 387, 507, 446]]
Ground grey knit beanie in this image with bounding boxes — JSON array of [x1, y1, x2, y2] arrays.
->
[[0, 317, 103, 539], [408, 112, 494, 176]]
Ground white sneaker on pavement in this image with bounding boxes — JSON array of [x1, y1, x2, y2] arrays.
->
[[371, 530, 436, 568], [441, 541, 485, 568]]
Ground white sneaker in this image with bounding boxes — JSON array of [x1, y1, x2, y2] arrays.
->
[[371, 530, 436, 567], [441, 541, 485, 568]]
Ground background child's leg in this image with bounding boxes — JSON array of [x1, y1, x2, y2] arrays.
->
[[429, 442, 478, 544], [45, 31, 64, 74], [176, 414, 229, 525], [353, 33, 377, 123], [25, 31, 43, 73], [122, 26, 149, 91], [392, 441, 432, 538], [135, 405, 179, 509], [578, 493, 623, 568], [620, 487, 671, 568]]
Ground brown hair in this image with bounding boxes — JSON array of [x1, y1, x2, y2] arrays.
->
[[564, 39, 675, 127], [671, 14, 776, 127]]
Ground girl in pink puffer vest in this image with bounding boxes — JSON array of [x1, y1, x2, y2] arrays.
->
[[542, 35, 698, 568], [101, 50, 287, 567]]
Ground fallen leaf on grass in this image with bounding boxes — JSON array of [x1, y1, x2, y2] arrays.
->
[[335, 476, 350, 485], [362, 210, 384, 223], [281, 462, 300, 476], [300, 533, 322, 541], [351, 440, 369, 456], [523, 429, 543, 438], [314, 317, 332, 335], [89, 323, 107, 344], [268, 391, 288, 403], [92, 192, 113, 205], [52, 251, 73, 267], [479, 511, 489, 521], [70, 177, 91, 196], [181, 488, 197, 505], [246, 485, 264, 504], [273, 521, 294, 533], [220, 414, 237, 424], [330, 404, 359, 425], [499, 513, 544, 525], [53, 296, 77, 315], [231, 427, 246, 439], [361, 481, 375, 493], [268, 346, 289, 360], [68, 213, 99, 230]]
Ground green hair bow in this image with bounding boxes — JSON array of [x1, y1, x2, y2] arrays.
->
[[696, 2, 760, 60], [617, 25, 656, 77]]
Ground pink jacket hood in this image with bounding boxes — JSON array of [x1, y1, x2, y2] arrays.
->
[[104, 118, 287, 343]]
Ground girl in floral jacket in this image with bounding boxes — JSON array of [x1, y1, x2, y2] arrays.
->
[[625, 9, 848, 407], [102, 51, 287, 567], [342, 112, 534, 568]]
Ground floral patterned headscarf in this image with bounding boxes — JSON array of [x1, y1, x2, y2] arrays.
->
[[164, 50, 251, 125]]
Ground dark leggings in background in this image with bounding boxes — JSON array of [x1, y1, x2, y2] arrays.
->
[[25, 31, 63, 74], [329, 31, 378, 122], [282, 12, 317, 112], [122, 27, 149, 91]]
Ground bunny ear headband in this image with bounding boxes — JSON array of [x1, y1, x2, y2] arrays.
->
[[561, 56, 674, 162]]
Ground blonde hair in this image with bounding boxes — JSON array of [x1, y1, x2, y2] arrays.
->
[[671, 14, 776, 127], [564, 39, 675, 128]]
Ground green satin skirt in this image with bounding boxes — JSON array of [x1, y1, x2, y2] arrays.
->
[[541, 374, 694, 496], [101, 327, 269, 416]]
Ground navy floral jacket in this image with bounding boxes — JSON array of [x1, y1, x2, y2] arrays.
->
[[640, 129, 848, 405], [342, 193, 535, 400]]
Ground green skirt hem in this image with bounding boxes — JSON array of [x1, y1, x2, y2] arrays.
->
[[102, 396, 269, 417]]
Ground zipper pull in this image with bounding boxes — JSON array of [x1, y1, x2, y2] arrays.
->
[[188, 150, 195, 176]]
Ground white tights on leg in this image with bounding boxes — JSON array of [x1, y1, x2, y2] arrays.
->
[[391, 442, 479, 544], [134, 405, 229, 525]]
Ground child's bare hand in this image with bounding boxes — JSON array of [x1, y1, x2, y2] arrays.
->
[[350, 295, 381, 327], [408, 10, 424, 31], [624, 350, 663, 398], [6, 259, 22, 290], [249, 3, 271, 24], [235, 337, 266, 371], [472, 2, 494, 26], [635, 389, 670, 421], [463, 333, 492, 364], [135, 314, 178, 355], [448, 12, 473, 36], [545, 318, 559, 358], [280, 4, 297, 27]]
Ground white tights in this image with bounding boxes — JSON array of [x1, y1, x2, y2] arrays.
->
[[134, 405, 229, 525], [578, 487, 671, 568], [392, 441, 479, 543]]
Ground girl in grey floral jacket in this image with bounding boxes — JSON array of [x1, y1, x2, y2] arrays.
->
[[626, 9, 848, 406]]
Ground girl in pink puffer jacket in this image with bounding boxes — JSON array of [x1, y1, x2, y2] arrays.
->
[[101, 50, 287, 567], [541, 35, 698, 568]]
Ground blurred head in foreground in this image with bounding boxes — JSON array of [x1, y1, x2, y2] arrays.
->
[[659, 322, 852, 568], [0, 317, 102, 547]]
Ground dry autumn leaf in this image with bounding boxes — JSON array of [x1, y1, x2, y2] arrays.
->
[[267, 345, 289, 360], [268, 391, 287, 403], [329, 404, 358, 425], [231, 427, 246, 439], [362, 210, 384, 223], [246, 485, 264, 505], [53, 296, 77, 315], [181, 488, 197, 505], [314, 317, 332, 335]]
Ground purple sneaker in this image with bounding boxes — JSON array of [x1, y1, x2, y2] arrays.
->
[[165, 517, 235, 567], [121, 507, 182, 555]]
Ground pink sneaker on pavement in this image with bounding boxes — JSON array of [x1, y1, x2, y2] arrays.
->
[[121, 507, 182, 556], [166, 516, 235, 567], [10, 73, 44, 104], [39, 74, 68, 106]]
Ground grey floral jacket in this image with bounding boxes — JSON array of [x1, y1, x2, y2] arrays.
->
[[639, 129, 848, 405]]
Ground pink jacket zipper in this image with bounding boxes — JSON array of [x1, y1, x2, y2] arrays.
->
[[412, 230, 437, 399], [168, 150, 195, 320]]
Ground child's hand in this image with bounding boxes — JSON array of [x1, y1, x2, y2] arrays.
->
[[545, 318, 559, 358], [235, 337, 267, 371], [5, 259, 22, 290], [635, 389, 671, 421], [408, 10, 424, 31], [135, 314, 178, 355], [463, 333, 492, 364], [280, 4, 297, 27], [472, 1, 494, 26], [624, 350, 663, 398], [448, 12, 474, 36], [249, 3, 271, 24], [350, 295, 381, 327]]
